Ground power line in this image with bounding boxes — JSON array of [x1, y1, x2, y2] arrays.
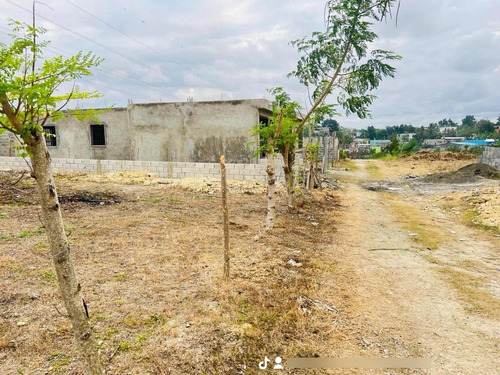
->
[[63, 0, 222, 88], [4, 0, 150, 68], [4, 0, 223, 101], [44, 46, 178, 101]]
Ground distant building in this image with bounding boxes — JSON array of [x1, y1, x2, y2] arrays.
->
[[439, 126, 457, 134], [0, 99, 272, 164], [423, 137, 465, 148], [396, 133, 416, 142], [370, 139, 391, 148]]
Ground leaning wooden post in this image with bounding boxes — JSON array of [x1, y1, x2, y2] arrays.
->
[[220, 155, 230, 281]]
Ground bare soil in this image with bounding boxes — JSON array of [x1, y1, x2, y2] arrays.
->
[[1, 160, 499, 375]]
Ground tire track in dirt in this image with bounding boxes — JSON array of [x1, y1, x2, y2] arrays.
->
[[326, 160, 499, 375]]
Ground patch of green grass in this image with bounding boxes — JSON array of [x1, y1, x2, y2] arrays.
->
[[136, 333, 148, 343], [47, 351, 70, 373], [118, 341, 132, 352], [463, 209, 500, 235], [40, 269, 57, 285], [388, 199, 447, 250], [104, 328, 118, 340], [30, 241, 47, 254], [0, 233, 13, 241], [40, 270, 56, 279], [145, 313, 166, 329], [114, 272, 127, 281], [439, 267, 500, 320], [337, 160, 359, 171], [167, 197, 181, 204], [141, 198, 161, 204], [17, 227, 44, 239], [366, 162, 383, 179]]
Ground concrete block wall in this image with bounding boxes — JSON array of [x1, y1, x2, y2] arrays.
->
[[0, 133, 15, 157], [0, 157, 290, 183], [480, 147, 500, 169]]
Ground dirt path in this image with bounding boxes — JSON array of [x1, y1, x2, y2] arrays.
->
[[326, 160, 499, 375]]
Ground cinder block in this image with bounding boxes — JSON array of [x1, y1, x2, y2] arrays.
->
[[244, 164, 256, 170]]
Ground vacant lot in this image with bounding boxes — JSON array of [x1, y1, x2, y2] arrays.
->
[[1, 156, 499, 374]]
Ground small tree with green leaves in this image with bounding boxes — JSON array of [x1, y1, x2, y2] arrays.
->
[[252, 88, 301, 227], [0, 21, 104, 374], [269, 0, 401, 209]]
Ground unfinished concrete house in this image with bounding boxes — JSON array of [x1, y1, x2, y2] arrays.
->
[[0, 99, 272, 163]]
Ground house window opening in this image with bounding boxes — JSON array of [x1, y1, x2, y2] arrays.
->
[[43, 125, 57, 147], [258, 115, 269, 158], [90, 124, 106, 146]]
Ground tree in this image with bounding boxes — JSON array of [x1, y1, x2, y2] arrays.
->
[[384, 136, 400, 155], [438, 118, 457, 128], [0, 21, 104, 374], [265, 0, 401, 209], [461, 115, 476, 127], [367, 125, 377, 140], [252, 88, 301, 225], [476, 119, 495, 135], [322, 118, 340, 133], [427, 122, 441, 139], [337, 126, 353, 148]]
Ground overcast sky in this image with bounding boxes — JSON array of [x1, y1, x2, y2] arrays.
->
[[1, 0, 499, 129]]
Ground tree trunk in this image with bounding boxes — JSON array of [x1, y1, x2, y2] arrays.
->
[[282, 148, 295, 211], [265, 150, 276, 231], [220, 155, 230, 281], [29, 135, 103, 375]]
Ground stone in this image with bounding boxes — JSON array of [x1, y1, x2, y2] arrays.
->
[[287, 259, 302, 268]]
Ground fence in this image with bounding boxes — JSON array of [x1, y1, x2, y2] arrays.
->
[[479, 147, 500, 169], [0, 156, 291, 183]]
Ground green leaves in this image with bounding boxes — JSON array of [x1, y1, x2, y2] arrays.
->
[[289, 0, 401, 125], [250, 88, 301, 157], [0, 21, 103, 139]]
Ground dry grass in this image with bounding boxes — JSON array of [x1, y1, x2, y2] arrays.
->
[[383, 195, 447, 250], [364, 162, 383, 180], [438, 268, 500, 320], [336, 160, 359, 171], [0, 174, 345, 374], [375, 157, 475, 180]]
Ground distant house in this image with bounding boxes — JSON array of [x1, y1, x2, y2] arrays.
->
[[352, 138, 371, 151], [396, 133, 416, 142], [370, 139, 391, 148], [423, 137, 465, 148], [439, 126, 457, 135]]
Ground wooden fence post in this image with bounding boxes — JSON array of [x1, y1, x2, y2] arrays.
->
[[220, 155, 230, 281]]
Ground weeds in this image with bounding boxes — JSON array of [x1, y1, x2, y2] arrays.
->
[[387, 198, 447, 249], [141, 198, 161, 204], [17, 227, 44, 239], [439, 267, 500, 319]]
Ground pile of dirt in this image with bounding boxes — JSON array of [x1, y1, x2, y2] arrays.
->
[[408, 150, 478, 161], [421, 163, 500, 184]]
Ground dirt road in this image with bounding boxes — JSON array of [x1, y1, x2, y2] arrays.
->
[[325, 160, 499, 375]]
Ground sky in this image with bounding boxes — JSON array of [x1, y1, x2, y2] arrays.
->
[[1, 0, 499, 129]]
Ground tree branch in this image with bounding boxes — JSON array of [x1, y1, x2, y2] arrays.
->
[[297, 0, 365, 134], [1, 94, 25, 135]]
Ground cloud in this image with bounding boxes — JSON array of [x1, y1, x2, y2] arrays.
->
[[1, 0, 499, 128]]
